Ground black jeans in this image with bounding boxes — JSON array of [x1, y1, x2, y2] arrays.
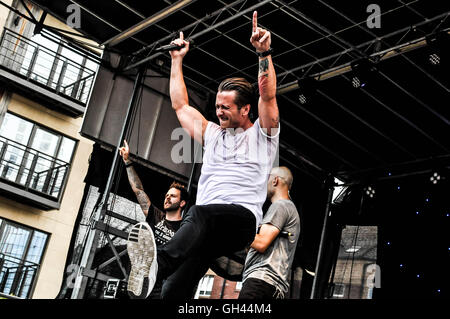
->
[[238, 278, 279, 299], [156, 204, 256, 299]]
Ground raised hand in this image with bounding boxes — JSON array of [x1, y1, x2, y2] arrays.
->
[[169, 31, 190, 59], [250, 11, 271, 53], [119, 139, 130, 163]]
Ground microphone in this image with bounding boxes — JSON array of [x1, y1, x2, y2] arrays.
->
[[154, 43, 184, 53], [280, 231, 292, 238], [154, 40, 193, 53], [280, 231, 296, 243]]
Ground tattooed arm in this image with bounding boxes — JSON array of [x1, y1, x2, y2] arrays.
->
[[250, 11, 279, 136], [126, 165, 151, 217], [119, 140, 151, 216]]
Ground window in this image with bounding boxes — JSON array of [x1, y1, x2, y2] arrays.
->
[[0, 217, 49, 298], [0, 112, 76, 200], [330, 226, 378, 299], [196, 275, 214, 297], [0, 28, 98, 104]]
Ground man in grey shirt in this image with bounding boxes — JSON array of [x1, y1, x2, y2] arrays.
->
[[239, 166, 300, 299]]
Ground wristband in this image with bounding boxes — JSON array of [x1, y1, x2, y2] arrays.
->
[[125, 161, 133, 168], [256, 48, 273, 57]]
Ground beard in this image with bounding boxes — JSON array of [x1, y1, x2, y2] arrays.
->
[[164, 200, 181, 212]]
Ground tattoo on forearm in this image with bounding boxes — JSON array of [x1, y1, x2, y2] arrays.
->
[[127, 166, 143, 190], [127, 166, 150, 213], [136, 190, 150, 212], [258, 58, 269, 75]]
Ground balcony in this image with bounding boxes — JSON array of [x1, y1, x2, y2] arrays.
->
[[0, 28, 97, 117], [0, 136, 70, 209], [0, 252, 40, 299]]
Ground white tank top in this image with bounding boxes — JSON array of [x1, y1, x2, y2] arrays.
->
[[196, 118, 279, 227]]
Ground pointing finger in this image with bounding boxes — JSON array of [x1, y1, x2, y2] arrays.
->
[[252, 11, 257, 33], [180, 31, 184, 41], [124, 140, 129, 148]]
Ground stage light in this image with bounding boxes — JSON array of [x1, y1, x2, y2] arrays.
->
[[296, 76, 318, 105], [426, 31, 450, 67], [430, 172, 441, 184], [350, 58, 377, 89], [364, 186, 375, 198], [351, 76, 362, 88], [298, 94, 307, 104], [429, 53, 440, 65]]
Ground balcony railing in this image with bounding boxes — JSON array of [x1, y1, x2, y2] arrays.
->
[[0, 136, 70, 202], [0, 28, 96, 104], [0, 252, 40, 299]]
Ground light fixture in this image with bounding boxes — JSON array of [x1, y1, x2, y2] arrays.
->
[[350, 58, 377, 89], [364, 186, 376, 198], [297, 76, 318, 105], [429, 53, 440, 65], [426, 31, 450, 67], [430, 172, 441, 184], [351, 76, 362, 88], [298, 94, 307, 104]]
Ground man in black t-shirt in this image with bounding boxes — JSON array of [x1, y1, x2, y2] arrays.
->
[[119, 140, 190, 299]]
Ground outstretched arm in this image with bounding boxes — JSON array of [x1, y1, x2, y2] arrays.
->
[[170, 32, 209, 144], [250, 11, 279, 136], [119, 140, 151, 216]]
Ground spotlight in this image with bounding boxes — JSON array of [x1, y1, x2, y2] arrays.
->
[[351, 76, 362, 88], [429, 53, 440, 65], [426, 31, 450, 67], [297, 76, 318, 105], [364, 186, 376, 198], [298, 93, 307, 105], [430, 172, 441, 184], [350, 58, 377, 89]]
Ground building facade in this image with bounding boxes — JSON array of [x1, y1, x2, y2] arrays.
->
[[0, 0, 98, 298]]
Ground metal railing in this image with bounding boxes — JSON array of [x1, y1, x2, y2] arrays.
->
[[0, 136, 70, 201], [0, 252, 40, 299], [0, 28, 96, 104]]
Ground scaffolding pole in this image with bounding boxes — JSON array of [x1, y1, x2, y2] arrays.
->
[[310, 175, 335, 299], [70, 66, 146, 299]]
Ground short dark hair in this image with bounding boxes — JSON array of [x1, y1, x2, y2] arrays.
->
[[218, 77, 255, 115], [169, 181, 188, 202]]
